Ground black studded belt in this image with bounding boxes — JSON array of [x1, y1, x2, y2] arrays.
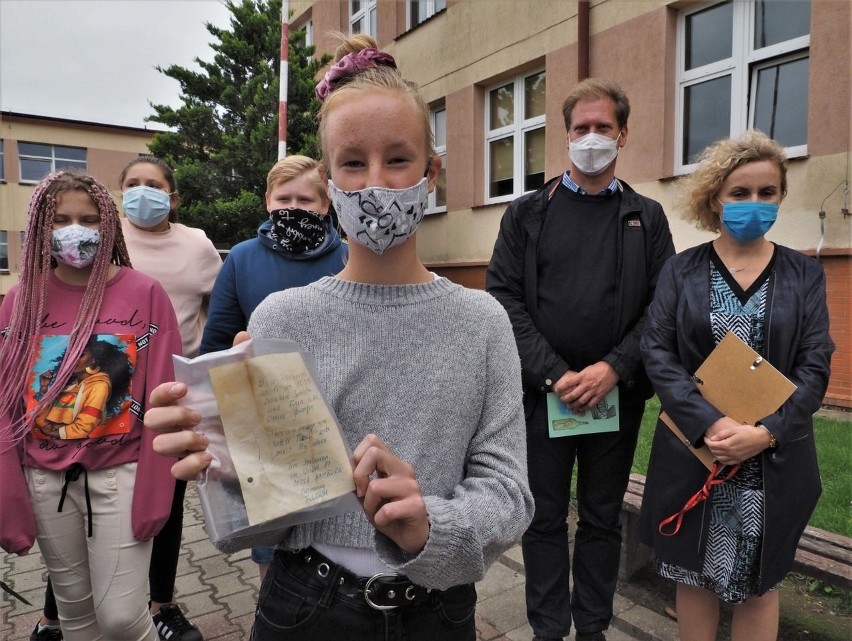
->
[[277, 547, 432, 610]]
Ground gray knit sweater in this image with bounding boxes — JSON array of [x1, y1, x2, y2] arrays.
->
[[248, 276, 533, 590]]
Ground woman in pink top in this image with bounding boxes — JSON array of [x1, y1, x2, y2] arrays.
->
[[32, 157, 216, 641], [0, 171, 182, 641]]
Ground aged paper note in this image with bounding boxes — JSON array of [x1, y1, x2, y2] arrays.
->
[[209, 352, 355, 526]]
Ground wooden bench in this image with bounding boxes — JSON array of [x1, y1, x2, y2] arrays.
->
[[619, 472, 852, 590]]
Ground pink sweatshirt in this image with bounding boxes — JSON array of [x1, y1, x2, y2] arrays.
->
[[0, 268, 181, 555]]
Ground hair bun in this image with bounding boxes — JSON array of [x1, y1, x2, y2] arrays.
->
[[315, 48, 397, 102]]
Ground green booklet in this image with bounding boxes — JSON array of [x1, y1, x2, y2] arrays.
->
[[547, 387, 620, 437]]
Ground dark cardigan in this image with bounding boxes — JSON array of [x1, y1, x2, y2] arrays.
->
[[638, 241, 834, 594]]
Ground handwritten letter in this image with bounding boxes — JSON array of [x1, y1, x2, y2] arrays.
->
[[209, 353, 354, 525]]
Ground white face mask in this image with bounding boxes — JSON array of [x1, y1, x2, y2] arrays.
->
[[568, 132, 621, 176], [51, 224, 100, 269], [328, 178, 429, 254]]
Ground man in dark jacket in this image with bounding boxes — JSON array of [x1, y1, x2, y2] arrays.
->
[[486, 78, 675, 641]]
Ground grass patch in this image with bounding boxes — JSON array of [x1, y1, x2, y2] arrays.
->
[[631, 397, 851, 538]]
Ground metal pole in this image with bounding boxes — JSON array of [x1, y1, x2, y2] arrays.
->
[[278, 0, 289, 159]]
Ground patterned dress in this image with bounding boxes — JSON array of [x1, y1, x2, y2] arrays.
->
[[656, 246, 780, 603]]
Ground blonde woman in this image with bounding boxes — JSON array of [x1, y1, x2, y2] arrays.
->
[[638, 131, 834, 641]]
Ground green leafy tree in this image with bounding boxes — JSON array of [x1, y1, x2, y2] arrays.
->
[[146, 0, 330, 246]]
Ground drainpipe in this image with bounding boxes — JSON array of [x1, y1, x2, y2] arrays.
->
[[578, 0, 590, 80]]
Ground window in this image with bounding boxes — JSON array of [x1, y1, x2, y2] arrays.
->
[[427, 107, 447, 214], [0, 231, 8, 273], [350, 0, 376, 37], [18, 142, 87, 183], [676, 0, 810, 169], [295, 19, 313, 58], [409, 0, 446, 29], [0, 140, 4, 181], [485, 70, 546, 201], [304, 19, 313, 48]]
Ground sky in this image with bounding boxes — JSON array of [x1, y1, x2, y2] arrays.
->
[[0, 0, 235, 130]]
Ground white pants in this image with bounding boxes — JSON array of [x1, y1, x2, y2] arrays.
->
[[27, 463, 158, 641]]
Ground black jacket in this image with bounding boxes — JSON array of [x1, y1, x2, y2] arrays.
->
[[486, 175, 675, 406], [638, 241, 834, 593]]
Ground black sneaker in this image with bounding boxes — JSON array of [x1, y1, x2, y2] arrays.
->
[[30, 622, 63, 641], [576, 633, 607, 641], [152, 604, 203, 641]]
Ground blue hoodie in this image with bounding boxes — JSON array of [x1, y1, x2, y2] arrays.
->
[[200, 217, 347, 354]]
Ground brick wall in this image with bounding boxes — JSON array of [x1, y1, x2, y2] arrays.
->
[[820, 252, 851, 409]]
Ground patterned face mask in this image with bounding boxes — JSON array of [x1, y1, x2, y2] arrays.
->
[[268, 207, 327, 254], [328, 178, 429, 254], [51, 224, 100, 269]]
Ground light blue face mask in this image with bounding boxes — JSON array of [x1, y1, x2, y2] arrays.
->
[[720, 201, 778, 243], [122, 186, 171, 228]]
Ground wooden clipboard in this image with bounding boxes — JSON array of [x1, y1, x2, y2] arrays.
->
[[660, 332, 797, 470]]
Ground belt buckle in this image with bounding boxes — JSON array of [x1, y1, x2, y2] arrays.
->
[[363, 572, 401, 611]]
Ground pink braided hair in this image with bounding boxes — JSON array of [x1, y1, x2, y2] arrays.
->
[[0, 171, 132, 440]]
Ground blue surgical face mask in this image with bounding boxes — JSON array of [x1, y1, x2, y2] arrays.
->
[[122, 186, 171, 228], [720, 201, 778, 243]]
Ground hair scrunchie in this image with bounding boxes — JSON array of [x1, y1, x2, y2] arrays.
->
[[315, 48, 397, 102]]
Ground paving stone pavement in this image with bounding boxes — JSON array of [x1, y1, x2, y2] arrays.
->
[[2, 482, 677, 641]]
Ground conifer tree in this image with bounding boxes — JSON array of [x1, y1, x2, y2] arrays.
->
[[147, 0, 330, 246]]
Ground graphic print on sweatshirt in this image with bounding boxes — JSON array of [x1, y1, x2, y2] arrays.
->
[[27, 334, 137, 440]]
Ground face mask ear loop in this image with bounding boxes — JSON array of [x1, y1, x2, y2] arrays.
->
[[713, 196, 724, 217]]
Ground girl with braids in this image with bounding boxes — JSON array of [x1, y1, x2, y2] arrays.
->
[[33, 158, 210, 641], [145, 34, 533, 641], [0, 171, 182, 641]]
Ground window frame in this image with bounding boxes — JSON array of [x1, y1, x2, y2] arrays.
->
[[18, 142, 87, 184], [349, 0, 377, 37], [0, 231, 8, 274], [674, 0, 810, 172], [303, 18, 313, 49], [426, 106, 447, 215], [484, 69, 546, 205], [407, 0, 446, 30], [0, 140, 5, 182]]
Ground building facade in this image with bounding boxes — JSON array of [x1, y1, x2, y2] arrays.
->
[[0, 111, 155, 293], [291, 0, 851, 408], [0, 2, 848, 407]]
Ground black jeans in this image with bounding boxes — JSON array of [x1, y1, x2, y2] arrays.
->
[[252, 549, 477, 641], [522, 393, 644, 638]]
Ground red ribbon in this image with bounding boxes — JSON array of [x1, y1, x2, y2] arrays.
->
[[658, 461, 740, 536]]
